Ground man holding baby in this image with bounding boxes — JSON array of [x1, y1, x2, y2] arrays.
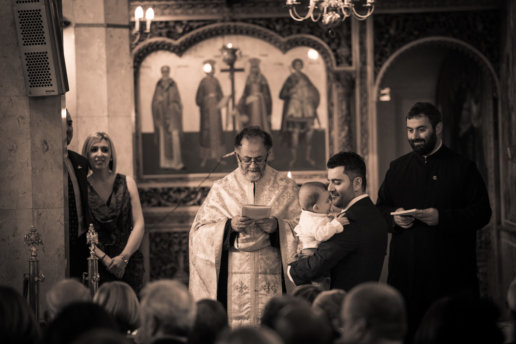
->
[[189, 126, 300, 328], [288, 152, 388, 292]]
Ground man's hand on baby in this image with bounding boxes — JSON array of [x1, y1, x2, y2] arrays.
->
[[336, 214, 350, 226]]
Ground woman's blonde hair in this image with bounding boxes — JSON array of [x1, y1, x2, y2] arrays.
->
[[93, 281, 140, 333], [82, 132, 117, 173]]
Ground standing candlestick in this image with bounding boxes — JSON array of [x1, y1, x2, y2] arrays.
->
[[83, 224, 100, 296], [23, 226, 45, 320]]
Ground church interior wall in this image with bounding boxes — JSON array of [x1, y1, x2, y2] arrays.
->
[[2, 0, 516, 318], [0, 0, 67, 319]]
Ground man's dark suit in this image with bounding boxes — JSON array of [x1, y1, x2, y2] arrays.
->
[[67, 150, 90, 279], [289, 196, 388, 291]]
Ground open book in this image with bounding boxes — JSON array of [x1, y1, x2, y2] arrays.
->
[[242, 204, 271, 219]]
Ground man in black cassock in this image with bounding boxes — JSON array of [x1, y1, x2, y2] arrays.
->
[[377, 102, 491, 342]]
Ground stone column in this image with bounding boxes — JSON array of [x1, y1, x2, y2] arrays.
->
[[0, 1, 66, 319], [72, 0, 134, 176]]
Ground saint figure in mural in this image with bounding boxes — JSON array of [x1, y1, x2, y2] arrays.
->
[[195, 59, 226, 167], [151, 65, 184, 170], [237, 58, 272, 132], [279, 58, 320, 168]]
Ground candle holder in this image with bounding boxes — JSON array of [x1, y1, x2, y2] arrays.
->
[[131, 6, 154, 45], [83, 224, 100, 296], [23, 226, 45, 320]]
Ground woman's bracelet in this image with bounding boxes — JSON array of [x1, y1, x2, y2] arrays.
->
[[98, 252, 107, 261], [120, 254, 129, 265]]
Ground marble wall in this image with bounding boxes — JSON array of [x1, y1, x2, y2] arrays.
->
[[66, 0, 135, 177], [0, 1, 67, 319]]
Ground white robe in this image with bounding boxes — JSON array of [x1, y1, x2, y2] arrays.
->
[[189, 165, 300, 327]]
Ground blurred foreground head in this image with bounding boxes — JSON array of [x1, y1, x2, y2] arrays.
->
[[138, 279, 196, 344], [340, 282, 406, 344]]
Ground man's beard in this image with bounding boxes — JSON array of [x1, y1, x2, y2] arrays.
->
[[409, 131, 437, 155], [330, 192, 348, 209]]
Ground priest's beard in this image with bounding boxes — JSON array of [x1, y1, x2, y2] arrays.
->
[[409, 130, 437, 156]]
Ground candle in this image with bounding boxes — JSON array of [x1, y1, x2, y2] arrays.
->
[[133, 6, 143, 32], [145, 7, 154, 32]]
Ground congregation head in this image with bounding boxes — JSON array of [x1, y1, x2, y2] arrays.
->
[[0, 285, 41, 344], [93, 281, 140, 334], [292, 284, 324, 304], [340, 282, 407, 344], [82, 132, 117, 172], [46, 278, 91, 321], [138, 279, 196, 342], [312, 289, 347, 339], [71, 328, 130, 344], [273, 302, 333, 344], [216, 326, 283, 344], [189, 298, 229, 344], [413, 294, 504, 344], [42, 301, 118, 344], [261, 294, 310, 329]]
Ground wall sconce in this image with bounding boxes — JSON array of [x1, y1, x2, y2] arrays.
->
[[379, 87, 391, 102], [132, 6, 154, 44]]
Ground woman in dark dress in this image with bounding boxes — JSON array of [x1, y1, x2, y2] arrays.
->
[[82, 132, 145, 293]]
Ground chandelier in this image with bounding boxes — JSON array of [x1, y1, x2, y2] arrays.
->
[[286, 0, 375, 25]]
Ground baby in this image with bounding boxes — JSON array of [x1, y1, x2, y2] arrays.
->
[[294, 181, 349, 289]]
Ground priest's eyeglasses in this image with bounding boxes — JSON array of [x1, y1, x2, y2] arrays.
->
[[236, 153, 267, 165]]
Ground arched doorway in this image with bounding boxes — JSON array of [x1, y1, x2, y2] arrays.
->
[[373, 37, 501, 298]]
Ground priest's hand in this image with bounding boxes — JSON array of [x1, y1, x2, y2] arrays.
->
[[393, 208, 415, 229], [231, 216, 253, 233], [255, 217, 278, 234], [414, 208, 439, 226]]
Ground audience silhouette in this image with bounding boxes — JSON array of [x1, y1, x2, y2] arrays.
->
[[1, 275, 514, 344]]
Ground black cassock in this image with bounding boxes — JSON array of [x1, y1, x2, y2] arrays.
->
[[377, 145, 491, 338]]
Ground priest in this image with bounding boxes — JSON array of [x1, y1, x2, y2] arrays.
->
[[189, 126, 300, 327]]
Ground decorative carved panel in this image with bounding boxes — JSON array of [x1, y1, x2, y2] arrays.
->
[[132, 20, 352, 70], [130, 0, 289, 19], [149, 231, 189, 284], [374, 10, 501, 76], [129, 0, 502, 19], [374, 0, 501, 12], [139, 186, 210, 207], [332, 72, 355, 153]]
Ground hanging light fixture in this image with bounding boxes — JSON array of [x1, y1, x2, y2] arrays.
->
[[286, 0, 375, 25]]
